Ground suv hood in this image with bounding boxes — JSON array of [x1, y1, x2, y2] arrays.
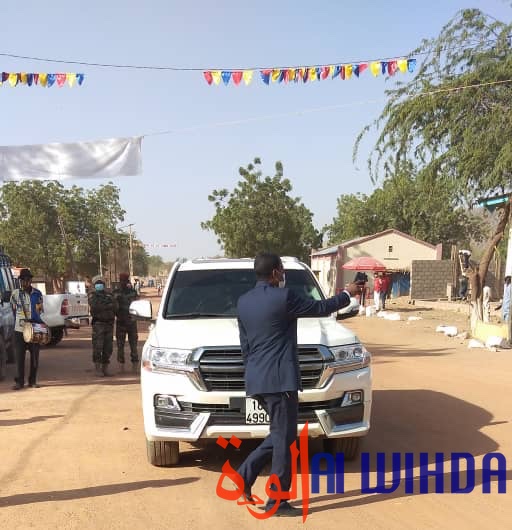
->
[[150, 316, 359, 349]]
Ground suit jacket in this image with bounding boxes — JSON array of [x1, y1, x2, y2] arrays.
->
[[237, 281, 350, 396]]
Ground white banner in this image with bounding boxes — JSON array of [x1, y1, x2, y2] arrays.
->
[[0, 136, 142, 181]]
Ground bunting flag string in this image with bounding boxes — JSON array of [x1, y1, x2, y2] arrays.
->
[[0, 72, 85, 87], [203, 58, 416, 86], [135, 243, 177, 248]]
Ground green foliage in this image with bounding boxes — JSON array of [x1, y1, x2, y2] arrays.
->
[[147, 255, 173, 277], [202, 159, 322, 263], [0, 181, 125, 280], [133, 242, 149, 277], [355, 8, 512, 202], [325, 164, 486, 255], [353, 8, 512, 309]]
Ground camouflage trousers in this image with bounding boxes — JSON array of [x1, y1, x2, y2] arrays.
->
[[116, 319, 139, 363], [92, 321, 114, 365]]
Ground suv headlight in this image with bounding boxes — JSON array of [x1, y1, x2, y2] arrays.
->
[[328, 344, 371, 372], [142, 345, 194, 372]]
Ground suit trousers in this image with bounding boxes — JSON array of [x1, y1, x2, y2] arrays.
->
[[237, 391, 298, 496], [14, 331, 40, 387]]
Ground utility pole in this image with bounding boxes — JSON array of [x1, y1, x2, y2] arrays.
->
[[128, 224, 134, 282], [118, 223, 135, 281], [57, 214, 76, 278], [98, 231, 102, 276]]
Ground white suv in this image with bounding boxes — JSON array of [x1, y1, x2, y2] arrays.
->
[[131, 257, 372, 466]]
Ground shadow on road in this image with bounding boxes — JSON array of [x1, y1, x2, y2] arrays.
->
[[0, 415, 63, 427], [42, 377, 140, 388], [364, 342, 457, 358], [0, 478, 199, 508]]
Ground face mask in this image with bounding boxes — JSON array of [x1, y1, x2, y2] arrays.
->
[[95, 283, 105, 292], [278, 272, 286, 289]]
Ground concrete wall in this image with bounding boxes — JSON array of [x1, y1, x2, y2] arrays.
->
[[310, 253, 338, 296], [410, 260, 454, 300], [340, 233, 439, 289]]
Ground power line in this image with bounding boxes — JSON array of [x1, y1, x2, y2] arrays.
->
[[0, 38, 501, 72], [143, 78, 512, 137]]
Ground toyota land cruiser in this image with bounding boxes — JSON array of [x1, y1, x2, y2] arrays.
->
[[131, 257, 372, 466]]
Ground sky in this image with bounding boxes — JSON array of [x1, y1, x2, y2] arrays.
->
[[0, 0, 510, 262]]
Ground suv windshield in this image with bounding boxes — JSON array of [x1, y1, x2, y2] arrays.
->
[[164, 268, 324, 318]]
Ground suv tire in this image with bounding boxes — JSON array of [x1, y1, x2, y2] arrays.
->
[[146, 439, 179, 466], [323, 436, 361, 461], [48, 327, 64, 346]]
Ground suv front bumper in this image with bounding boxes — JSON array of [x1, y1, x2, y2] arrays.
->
[[142, 367, 371, 442]]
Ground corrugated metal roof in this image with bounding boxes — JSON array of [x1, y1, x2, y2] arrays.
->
[[311, 244, 339, 257]]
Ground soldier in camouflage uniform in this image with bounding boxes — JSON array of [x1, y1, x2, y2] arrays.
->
[[89, 275, 118, 377], [113, 272, 139, 372]]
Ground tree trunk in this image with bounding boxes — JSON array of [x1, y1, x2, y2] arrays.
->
[[470, 201, 510, 328]]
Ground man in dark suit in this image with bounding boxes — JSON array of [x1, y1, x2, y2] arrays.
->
[[236, 252, 360, 516]]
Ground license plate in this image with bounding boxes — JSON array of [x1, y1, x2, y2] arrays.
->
[[245, 398, 270, 425]]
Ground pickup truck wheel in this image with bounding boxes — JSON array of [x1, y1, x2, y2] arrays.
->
[[0, 335, 6, 381], [146, 440, 179, 466], [323, 436, 361, 461], [48, 327, 64, 346]]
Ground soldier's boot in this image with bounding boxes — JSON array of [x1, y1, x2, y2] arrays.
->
[[95, 363, 103, 377], [102, 364, 114, 377]]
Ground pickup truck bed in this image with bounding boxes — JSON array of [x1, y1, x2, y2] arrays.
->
[[42, 293, 90, 345]]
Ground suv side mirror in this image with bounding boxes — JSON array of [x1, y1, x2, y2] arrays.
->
[[1, 290, 11, 304], [129, 299, 153, 321]]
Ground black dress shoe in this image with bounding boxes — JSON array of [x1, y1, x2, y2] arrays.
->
[[12, 383, 24, 390], [29, 383, 41, 388], [264, 501, 301, 517]]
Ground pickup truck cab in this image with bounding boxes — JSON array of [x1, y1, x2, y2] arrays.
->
[[131, 257, 372, 467]]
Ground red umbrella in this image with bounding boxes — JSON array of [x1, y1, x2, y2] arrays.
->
[[342, 256, 387, 271]]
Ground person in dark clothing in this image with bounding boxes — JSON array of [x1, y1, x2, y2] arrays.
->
[[89, 275, 118, 377], [113, 272, 139, 372], [236, 252, 360, 517], [354, 271, 369, 306], [10, 268, 45, 390]]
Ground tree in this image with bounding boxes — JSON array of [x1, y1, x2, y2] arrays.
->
[[147, 255, 173, 277], [132, 241, 149, 277], [354, 8, 512, 319], [202, 158, 322, 262], [0, 181, 125, 288], [325, 164, 485, 255]]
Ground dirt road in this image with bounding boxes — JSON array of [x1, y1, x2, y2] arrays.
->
[[1, 293, 510, 529]]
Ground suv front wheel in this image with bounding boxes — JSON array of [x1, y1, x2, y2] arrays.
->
[[146, 439, 180, 466], [323, 436, 361, 461]]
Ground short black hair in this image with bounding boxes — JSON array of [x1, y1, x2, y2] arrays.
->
[[254, 252, 282, 279]]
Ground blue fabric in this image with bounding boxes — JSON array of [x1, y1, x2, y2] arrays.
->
[[237, 280, 350, 395], [29, 289, 44, 322]]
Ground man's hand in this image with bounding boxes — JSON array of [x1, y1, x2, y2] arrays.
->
[[345, 282, 362, 297]]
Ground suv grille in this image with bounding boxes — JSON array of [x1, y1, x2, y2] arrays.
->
[[198, 347, 324, 391]]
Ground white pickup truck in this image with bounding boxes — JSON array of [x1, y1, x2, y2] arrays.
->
[[131, 256, 372, 467], [42, 293, 90, 346]]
